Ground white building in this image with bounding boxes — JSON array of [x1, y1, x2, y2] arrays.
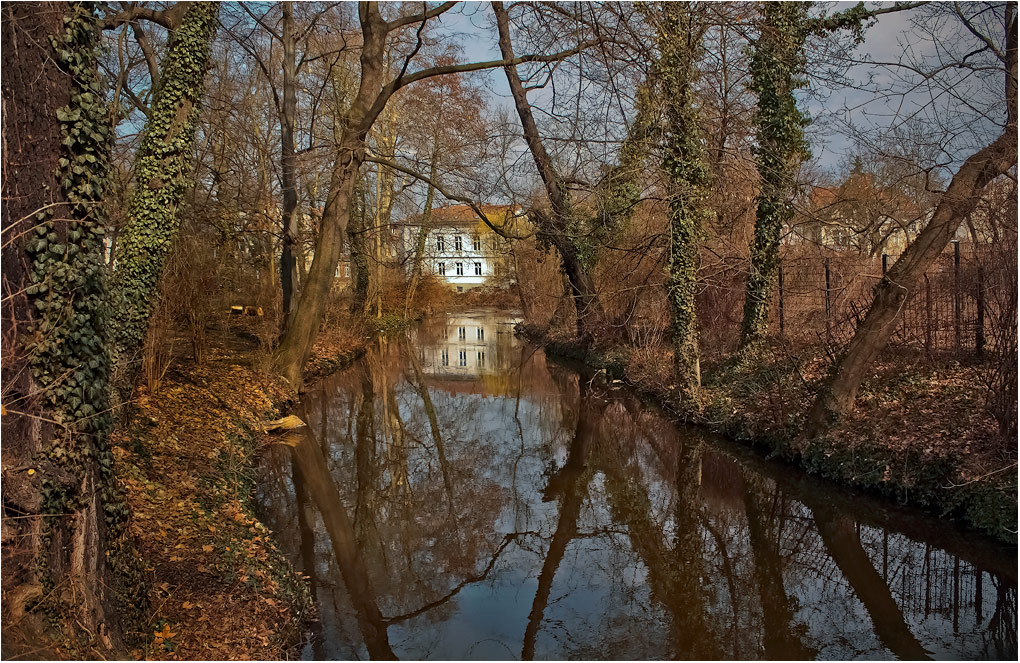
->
[[401, 204, 524, 292]]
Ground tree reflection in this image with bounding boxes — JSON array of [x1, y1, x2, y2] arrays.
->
[[283, 425, 396, 659], [254, 310, 1016, 661], [741, 471, 815, 659], [811, 504, 932, 660], [521, 383, 603, 660]]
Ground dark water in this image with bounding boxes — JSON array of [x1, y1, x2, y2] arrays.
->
[[257, 309, 1018, 660]]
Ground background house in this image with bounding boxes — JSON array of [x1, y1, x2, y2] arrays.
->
[[401, 204, 525, 292]]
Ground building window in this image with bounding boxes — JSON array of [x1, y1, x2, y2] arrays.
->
[[455, 262, 463, 276], [436, 235, 444, 251], [474, 262, 482, 276], [477, 351, 486, 367], [472, 234, 481, 251], [459, 350, 467, 367], [458, 327, 466, 340], [456, 286, 463, 293], [454, 235, 462, 251], [441, 349, 449, 366], [477, 328, 484, 341], [437, 262, 446, 276], [344, 263, 350, 278]]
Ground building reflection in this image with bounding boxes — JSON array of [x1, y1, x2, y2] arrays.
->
[[255, 309, 1018, 661], [414, 310, 522, 384]]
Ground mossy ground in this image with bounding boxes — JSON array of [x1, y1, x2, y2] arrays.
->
[[519, 324, 1017, 544], [109, 324, 366, 659]]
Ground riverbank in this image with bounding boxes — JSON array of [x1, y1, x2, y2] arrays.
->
[[109, 325, 367, 659], [518, 324, 1017, 544]]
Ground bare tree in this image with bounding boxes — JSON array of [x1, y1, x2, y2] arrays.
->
[[804, 3, 1017, 437], [273, 2, 592, 386]]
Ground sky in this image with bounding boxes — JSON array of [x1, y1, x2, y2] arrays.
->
[[416, 2, 1007, 177]]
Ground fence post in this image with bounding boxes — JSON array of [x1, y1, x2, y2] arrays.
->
[[778, 265, 785, 337], [824, 257, 832, 342], [953, 240, 961, 351], [976, 265, 985, 357], [925, 274, 933, 352]]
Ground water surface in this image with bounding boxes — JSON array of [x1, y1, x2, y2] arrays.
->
[[257, 309, 1017, 660]]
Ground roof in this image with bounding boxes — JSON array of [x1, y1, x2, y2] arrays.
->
[[406, 204, 524, 229]]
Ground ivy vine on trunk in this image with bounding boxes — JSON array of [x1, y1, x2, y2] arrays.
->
[[109, 2, 218, 386], [740, 1, 811, 348], [657, 2, 711, 402], [3, 1, 145, 651]]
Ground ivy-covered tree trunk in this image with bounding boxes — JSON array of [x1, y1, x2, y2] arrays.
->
[[740, 2, 810, 347], [1, 2, 143, 653], [109, 2, 218, 386], [657, 3, 710, 401]]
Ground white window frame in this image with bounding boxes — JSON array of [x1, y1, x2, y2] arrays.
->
[[455, 262, 463, 276]]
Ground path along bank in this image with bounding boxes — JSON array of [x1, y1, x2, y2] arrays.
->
[[109, 325, 366, 659]]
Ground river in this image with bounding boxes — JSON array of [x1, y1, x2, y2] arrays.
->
[[257, 308, 1017, 660]]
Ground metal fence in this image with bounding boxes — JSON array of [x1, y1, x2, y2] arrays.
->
[[768, 242, 1013, 357]]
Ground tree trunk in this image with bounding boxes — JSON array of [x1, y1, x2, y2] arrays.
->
[[404, 140, 440, 317], [109, 2, 219, 387], [493, 1, 601, 340], [349, 177, 371, 315], [279, 1, 300, 330], [274, 139, 362, 386], [740, 3, 809, 347], [804, 15, 1016, 438], [658, 3, 710, 400], [274, 3, 397, 387], [2, 3, 142, 652]]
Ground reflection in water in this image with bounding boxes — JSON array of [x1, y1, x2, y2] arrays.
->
[[257, 309, 1018, 661]]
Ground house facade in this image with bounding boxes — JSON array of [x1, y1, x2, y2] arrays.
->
[[401, 204, 524, 292]]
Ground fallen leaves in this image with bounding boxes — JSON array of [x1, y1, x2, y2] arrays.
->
[[109, 337, 324, 660]]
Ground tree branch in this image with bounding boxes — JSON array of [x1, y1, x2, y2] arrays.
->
[[101, 2, 188, 31], [363, 155, 533, 240], [386, 1, 458, 31]]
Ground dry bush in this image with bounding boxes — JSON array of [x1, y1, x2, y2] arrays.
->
[[512, 237, 564, 328], [982, 241, 1017, 439], [458, 284, 519, 309], [161, 227, 221, 363], [409, 274, 455, 314], [141, 301, 176, 394]]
